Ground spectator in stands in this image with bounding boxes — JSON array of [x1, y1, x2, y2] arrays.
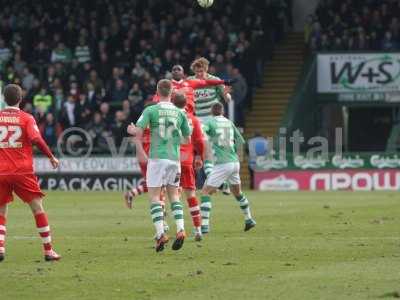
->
[[247, 132, 269, 189], [309, 0, 400, 52], [75, 94, 92, 127], [32, 41, 51, 66], [87, 70, 104, 94], [40, 112, 60, 148], [110, 79, 128, 103], [0, 39, 11, 69], [382, 31, 396, 50], [21, 67, 35, 92], [51, 42, 72, 64], [111, 110, 129, 147], [75, 37, 91, 64], [122, 100, 133, 121], [229, 67, 248, 127], [33, 87, 53, 113], [127, 82, 144, 111], [60, 95, 77, 128], [53, 88, 65, 112], [0, 0, 287, 155], [85, 82, 100, 109], [99, 102, 113, 125], [86, 112, 110, 153], [13, 53, 27, 77]]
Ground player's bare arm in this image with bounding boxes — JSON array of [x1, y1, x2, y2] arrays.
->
[[129, 126, 148, 163]]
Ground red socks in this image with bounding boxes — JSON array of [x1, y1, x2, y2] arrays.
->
[[0, 215, 6, 253], [187, 197, 201, 227], [34, 213, 52, 251]]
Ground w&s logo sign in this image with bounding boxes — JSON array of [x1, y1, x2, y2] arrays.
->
[[318, 54, 400, 93]]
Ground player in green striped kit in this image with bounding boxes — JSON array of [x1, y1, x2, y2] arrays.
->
[[187, 58, 229, 119], [128, 79, 191, 252], [188, 57, 232, 194], [200, 102, 256, 234]]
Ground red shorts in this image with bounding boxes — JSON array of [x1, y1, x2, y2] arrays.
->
[[0, 174, 45, 205], [180, 164, 196, 190]]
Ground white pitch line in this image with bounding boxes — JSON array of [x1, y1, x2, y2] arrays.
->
[[9, 236, 400, 241]]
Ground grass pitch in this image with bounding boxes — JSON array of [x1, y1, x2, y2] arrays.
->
[[0, 191, 399, 300]]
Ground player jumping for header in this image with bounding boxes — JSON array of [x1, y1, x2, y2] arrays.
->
[[124, 65, 229, 204]]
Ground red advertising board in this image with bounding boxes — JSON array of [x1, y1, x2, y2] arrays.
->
[[254, 169, 400, 191]]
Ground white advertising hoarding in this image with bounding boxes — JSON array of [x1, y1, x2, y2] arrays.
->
[[35, 157, 141, 174], [317, 53, 400, 93]]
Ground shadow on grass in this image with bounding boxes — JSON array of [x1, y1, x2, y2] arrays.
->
[[378, 292, 400, 298]]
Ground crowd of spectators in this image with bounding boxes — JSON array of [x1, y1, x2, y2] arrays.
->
[[0, 0, 289, 153], [306, 0, 400, 52]]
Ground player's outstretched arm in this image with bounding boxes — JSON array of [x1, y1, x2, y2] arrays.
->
[[133, 109, 151, 163], [187, 79, 236, 89], [32, 137, 59, 169], [26, 115, 59, 169], [187, 79, 224, 89]]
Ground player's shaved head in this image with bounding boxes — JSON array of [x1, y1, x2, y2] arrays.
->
[[157, 79, 172, 98], [172, 65, 183, 72], [172, 93, 187, 109], [3, 84, 22, 107], [211, 102, 224, 116]]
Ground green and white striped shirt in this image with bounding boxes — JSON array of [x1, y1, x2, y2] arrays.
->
[[187, 74, 225, 119], [75, 45, 91, 63]]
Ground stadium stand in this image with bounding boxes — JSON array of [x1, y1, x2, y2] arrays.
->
[[306, 0, 400, 52], [0, 0, 291, 153]]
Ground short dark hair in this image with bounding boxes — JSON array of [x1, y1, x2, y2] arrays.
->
[[172, 93, 187, 109], [157, 79, 172, 97], [172, 65, 184, 72], [211, 102, 224, 116], [3, 84, 22, 106]]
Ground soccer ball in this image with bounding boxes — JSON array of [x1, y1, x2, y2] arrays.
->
[[197, 0, 214, 8]]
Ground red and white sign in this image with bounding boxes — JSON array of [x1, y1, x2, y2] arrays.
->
[[255, 169, 400, 191]]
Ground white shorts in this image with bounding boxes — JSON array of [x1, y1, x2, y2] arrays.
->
[[146, 159, 181, 188], [205, 162, 241, 188]]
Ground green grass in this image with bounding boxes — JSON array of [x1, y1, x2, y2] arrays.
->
[[1, 191, 400, 300]]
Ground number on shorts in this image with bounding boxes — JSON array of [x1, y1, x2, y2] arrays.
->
[[0, 125, 22, 148]]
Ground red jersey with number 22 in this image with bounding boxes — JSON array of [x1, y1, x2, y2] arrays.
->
[[0, 108, 43, 175]]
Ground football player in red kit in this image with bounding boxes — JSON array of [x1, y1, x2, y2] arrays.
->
[[0, 84, 61, 262], [172, 93, 205, 240]]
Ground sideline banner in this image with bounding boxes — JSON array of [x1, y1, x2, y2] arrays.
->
[[254, 153, 400, 171], [35, 157, 141, 174], [317, 53, 400, 94], [35, 157, 143, 191], [255, 169, 400, 191], [39, 174, 144, 191]]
